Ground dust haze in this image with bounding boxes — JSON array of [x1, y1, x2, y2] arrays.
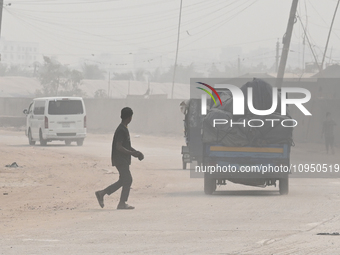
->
[[1, 0, 340, 254]]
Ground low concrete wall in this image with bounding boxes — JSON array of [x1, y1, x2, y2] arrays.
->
[[84, 98, 184, 135], [0, 98, 32, 116], [0, 97, 185, 136], [0, 116, 26, 127], [1, 96, 339, 144]]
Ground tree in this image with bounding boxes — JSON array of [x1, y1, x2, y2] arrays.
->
[[82, 63, 106, 80], [37, 56, 86, 97], [94, 89, 108, 98], [135, 68, 148, 81], [157, 63, 203, 83], [112, 71, 134, 80], [208, 63, 223, 77], [6, 65, 31, 77]]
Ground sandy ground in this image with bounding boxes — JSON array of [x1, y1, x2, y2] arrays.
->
[[1, 128, 340, 254]]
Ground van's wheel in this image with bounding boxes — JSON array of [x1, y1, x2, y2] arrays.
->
[[279, 178, 289, 195], [39, 130, 47, 146], [65, 140, 71, 146], [28, 129, 36, 145], [204, 174, 216, 195], [77, 139, 84, 146]]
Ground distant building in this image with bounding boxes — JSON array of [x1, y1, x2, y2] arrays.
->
[[0, 37, 40, 67]]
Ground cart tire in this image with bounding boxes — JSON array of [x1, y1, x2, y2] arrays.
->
[[204, 174, 216, 195], [279, 178, 289, 195], [182, 161, 187, 170]]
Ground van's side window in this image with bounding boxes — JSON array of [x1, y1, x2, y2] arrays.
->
[[33, 101, 45, 115]]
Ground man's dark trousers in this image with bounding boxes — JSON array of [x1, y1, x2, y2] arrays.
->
[[103, 164, 132, 203]]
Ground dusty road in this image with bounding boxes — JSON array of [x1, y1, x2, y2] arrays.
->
[[1, 128, 340, 254]]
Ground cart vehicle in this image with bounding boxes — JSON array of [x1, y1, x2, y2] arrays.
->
[[195, 78, 293, 194], [203, 143, 290, 195]]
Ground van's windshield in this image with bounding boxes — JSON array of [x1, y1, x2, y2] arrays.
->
[[48, 100, 84, 115]]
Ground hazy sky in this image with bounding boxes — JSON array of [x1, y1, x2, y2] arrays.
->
[[2, 0, 340, 70]]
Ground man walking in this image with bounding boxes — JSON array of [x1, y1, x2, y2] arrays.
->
[[95, 107, 144, 209]]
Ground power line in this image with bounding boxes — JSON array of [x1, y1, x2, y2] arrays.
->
[[178, 0, 259, 50]]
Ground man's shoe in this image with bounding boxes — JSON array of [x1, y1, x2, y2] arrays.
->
[[95, 191, 104, 208], [117, 203, 135, 210]]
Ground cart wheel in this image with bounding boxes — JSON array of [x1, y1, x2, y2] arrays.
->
[[279, 178, 289, 195], [204, 174, 216, 195], [182, 161, 187, 170]]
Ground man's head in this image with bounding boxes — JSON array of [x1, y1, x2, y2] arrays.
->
[[121, 107, 133, 124]]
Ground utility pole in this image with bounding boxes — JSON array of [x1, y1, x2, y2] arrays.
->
[[276, 0, 299, 88], [171, 0, 183, 99], [321, 0, 340, 71], [0, 0, 3, 62], [275, 39, 280, 72], [0, 0, 3, 37], [297, 14, 321, 72]]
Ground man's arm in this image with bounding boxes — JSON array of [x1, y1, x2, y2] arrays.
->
[[116, 141, 140, 157], [131, 146, 144, 161]]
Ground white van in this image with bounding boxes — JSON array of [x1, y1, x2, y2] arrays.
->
[[23, 97, 86, 146]]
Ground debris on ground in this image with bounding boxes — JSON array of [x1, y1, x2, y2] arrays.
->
[[317, 232, 339, 236], [101, 168, 115, 174], [5, 162, 19, 168]]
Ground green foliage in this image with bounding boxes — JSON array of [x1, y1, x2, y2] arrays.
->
[[37, 56, 86, 97], [82, 63, 106, 80], [111, 64, 203, 84], [94, 89, 108, 98], [0, 63, 32, 77], [152, 63, 204, 83], [111, 71, 134, 80], [208, 63, 224, 77]]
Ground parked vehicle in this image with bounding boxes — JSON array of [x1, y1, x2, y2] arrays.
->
[[23, 97, 86, 146]]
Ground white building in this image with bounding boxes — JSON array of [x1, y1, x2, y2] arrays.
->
[[0, 37, 40, 67]]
